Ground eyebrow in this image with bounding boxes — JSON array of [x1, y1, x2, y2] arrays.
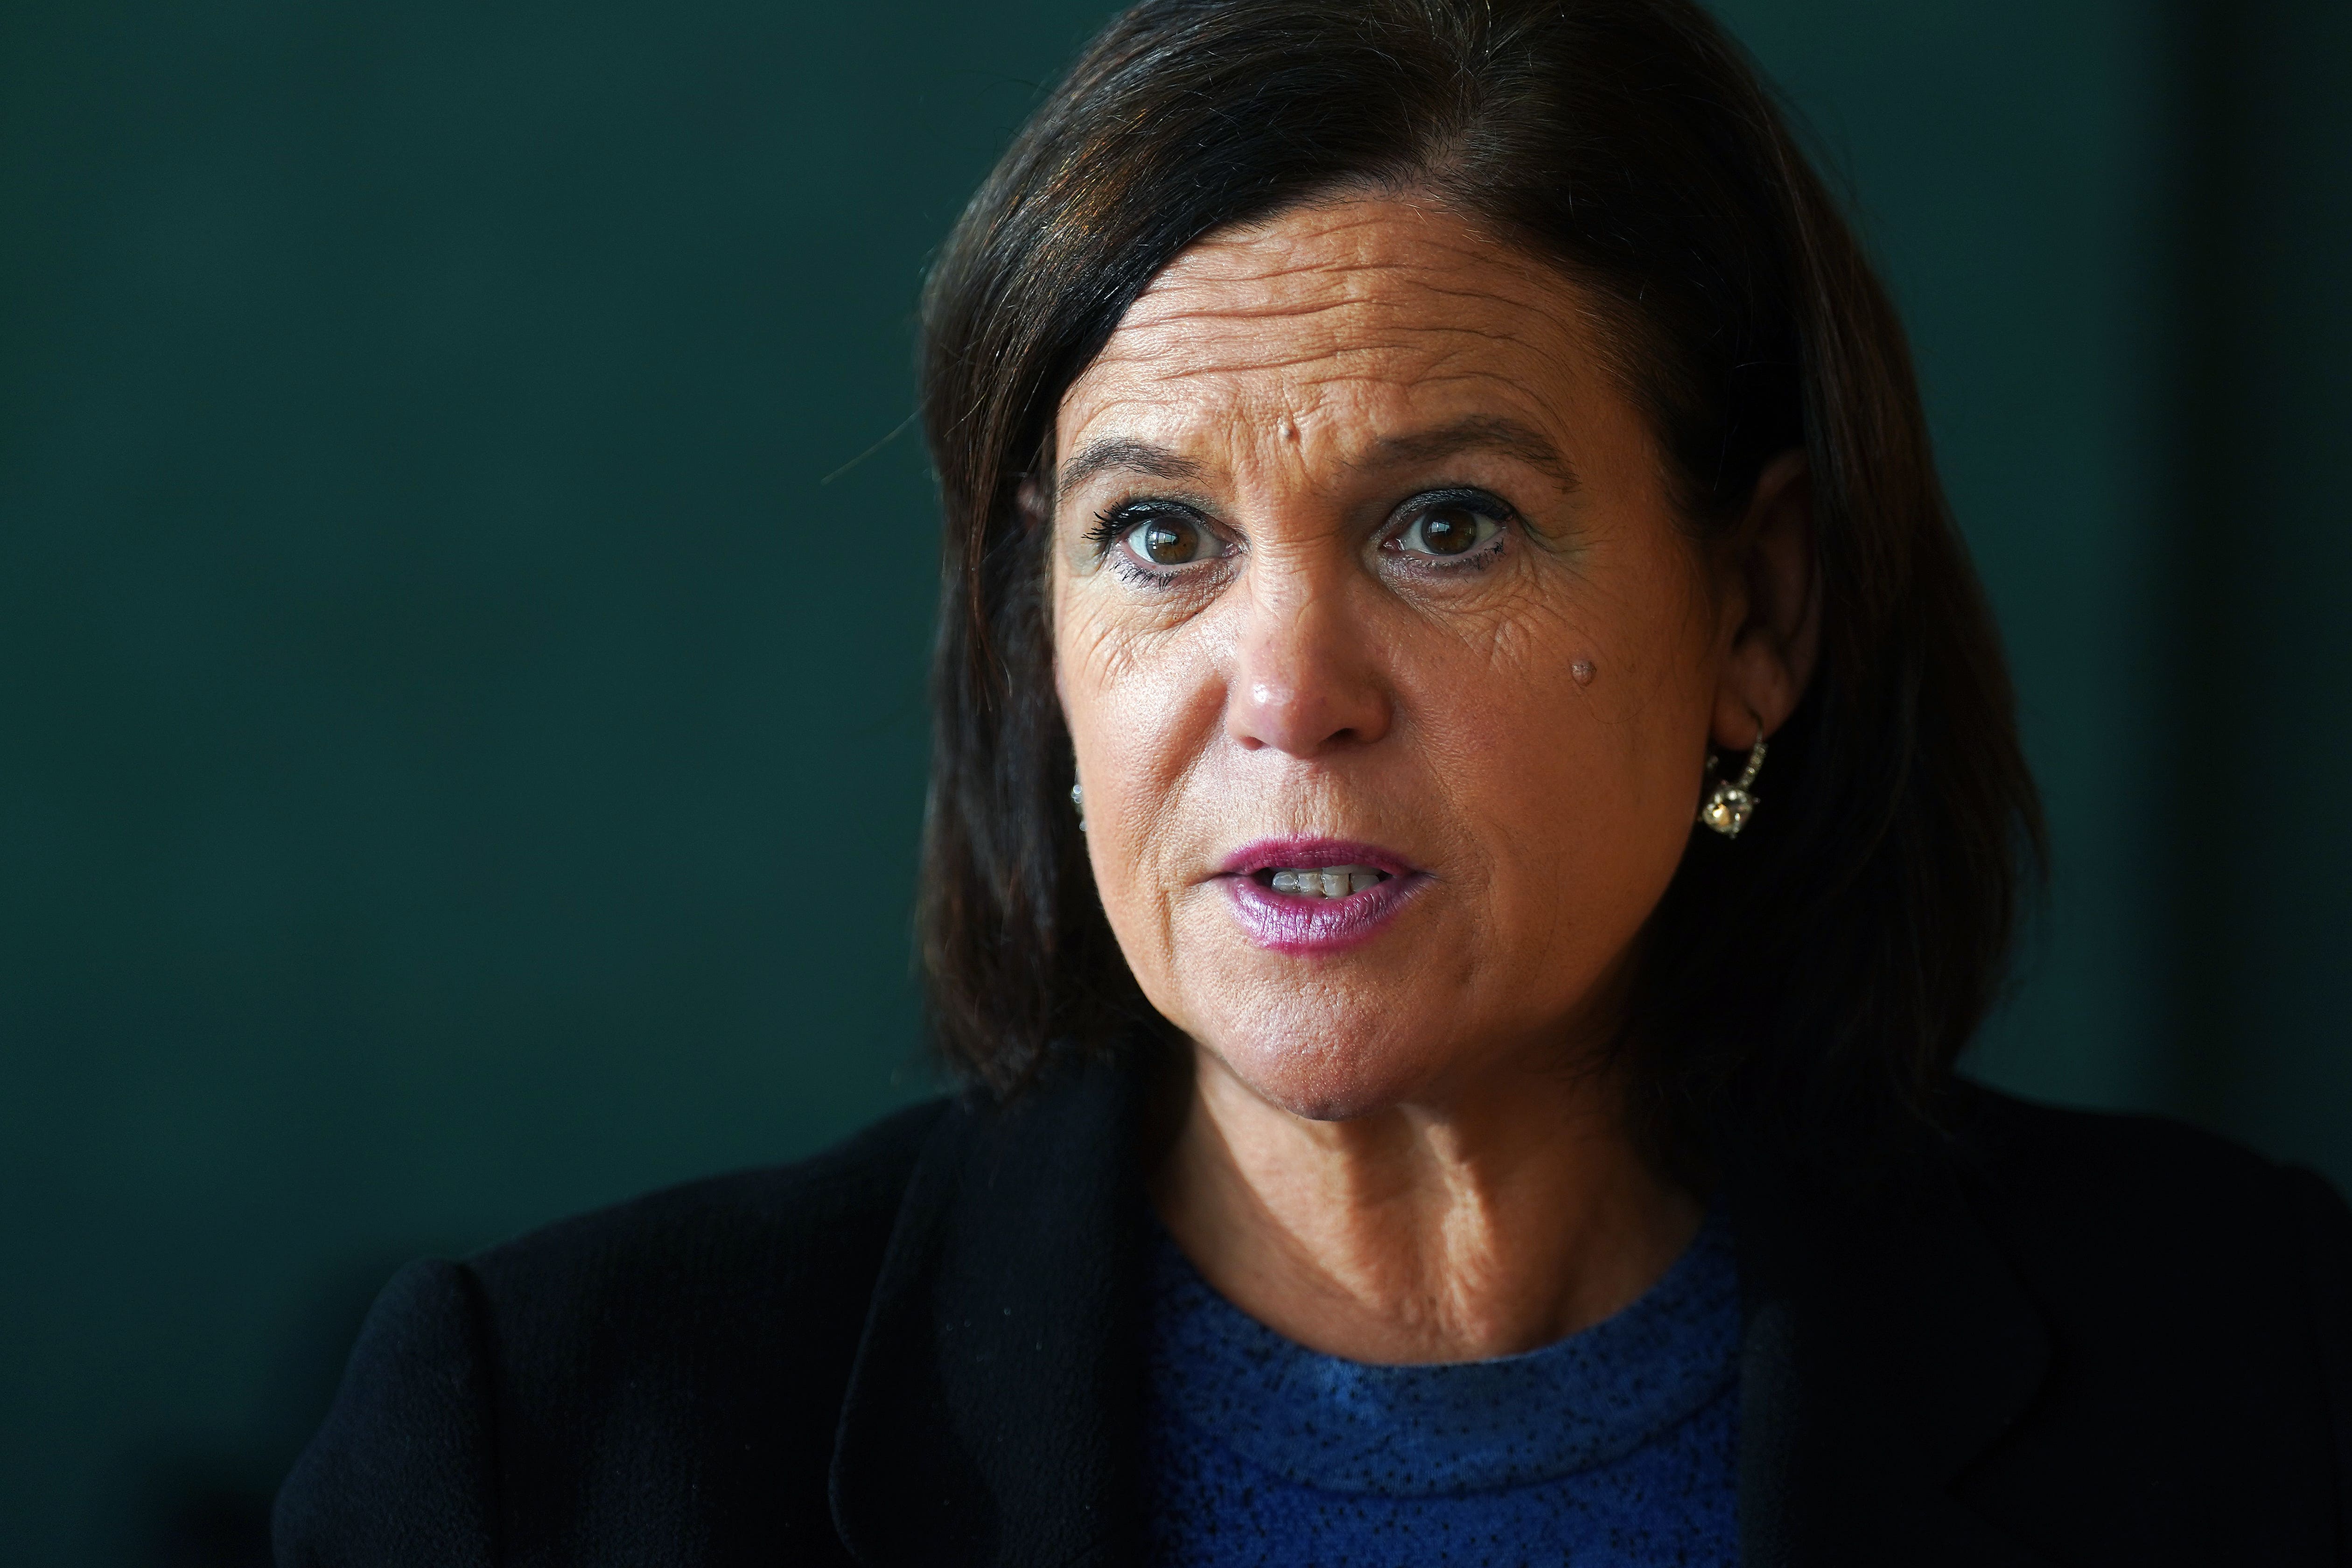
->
[[1054, 438, 1206, 498], [1368, 416, 1578, 487]]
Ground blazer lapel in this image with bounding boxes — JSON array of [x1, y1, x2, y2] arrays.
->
[[830, 1056, 1151, 1568], [1731, 1150, 2054, 1568]]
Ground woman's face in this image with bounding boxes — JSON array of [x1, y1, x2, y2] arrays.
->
[[1050, 198, 1791, 1121]]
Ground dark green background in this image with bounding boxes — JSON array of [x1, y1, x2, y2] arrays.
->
[[2, 0, 2344, 1560]]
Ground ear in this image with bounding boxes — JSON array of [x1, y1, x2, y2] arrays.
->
[[1711, 448, 1819, 749], [1016, 474, 1053, 531]]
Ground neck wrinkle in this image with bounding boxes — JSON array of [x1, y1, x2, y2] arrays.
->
[[1154, 1039, 1702, 1364]]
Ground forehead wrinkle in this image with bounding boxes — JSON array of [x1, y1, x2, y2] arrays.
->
[[1139, 220, 1561, 295], [1121, 294, 1401, 333], [1130, 265, 1565, 329], [1094, 370, 1570, 451], [1174, 203, 1528, 280], [1149, 250, 1430, 292], [1153, 250, 1498, 290], [1066, 365, 1572, 480], [1092, 323, 1568, 392], [1066, 213, 1597, 484], [1100, 288, 1578, 383], [1124, 343, 1510, 387]]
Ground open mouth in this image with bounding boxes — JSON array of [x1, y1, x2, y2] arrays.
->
[[1217, 838, 1422, 954], [1254, 865, 1392, 899]]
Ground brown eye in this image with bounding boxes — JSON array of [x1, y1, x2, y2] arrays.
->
[[1419, 506, 1478, 554], [1396, 498, 1503, 559], [1138, 516, 1206, 565]]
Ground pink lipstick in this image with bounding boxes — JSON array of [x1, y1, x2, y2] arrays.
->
[[1215, 836, 1427, 956]]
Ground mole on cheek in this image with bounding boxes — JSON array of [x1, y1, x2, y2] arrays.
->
[[1572, 659, 1596, 685]]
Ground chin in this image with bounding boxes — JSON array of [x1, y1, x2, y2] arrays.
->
[[1199, 1011, 1448, 1122]]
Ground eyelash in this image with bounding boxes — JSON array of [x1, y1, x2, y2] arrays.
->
[[1085, 489, 1516, 587], [1084, 502, 1225, 588], [1383, 489, 1513, 573]]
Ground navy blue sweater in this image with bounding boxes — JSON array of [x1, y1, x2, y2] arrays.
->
[[1143, 1214, 1740, 1566]]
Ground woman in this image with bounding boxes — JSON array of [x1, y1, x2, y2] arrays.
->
[[277, 0, 2352, 1563]]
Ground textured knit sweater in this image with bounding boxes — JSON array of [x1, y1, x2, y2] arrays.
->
[[1141, 1213, 1742, 1567]]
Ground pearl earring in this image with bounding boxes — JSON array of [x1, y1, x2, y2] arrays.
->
[[1070, 781, 1087, 833]]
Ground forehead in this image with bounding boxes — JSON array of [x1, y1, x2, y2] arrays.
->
[[1059, 198, 1597, 458]]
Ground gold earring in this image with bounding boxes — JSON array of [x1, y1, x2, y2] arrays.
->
[[1698, 721, 1766, 837]]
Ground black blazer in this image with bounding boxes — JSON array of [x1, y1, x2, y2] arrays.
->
[[275, 1059, 2352, 1567]]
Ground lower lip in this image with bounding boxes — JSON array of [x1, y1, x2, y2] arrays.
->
[[1220, 872, 1425, 956]]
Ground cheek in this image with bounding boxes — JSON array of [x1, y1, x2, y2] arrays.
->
[[1415, 577, 1710, 969], [1465, 688, 1688, 943], [1056, 600, 1226, 971]]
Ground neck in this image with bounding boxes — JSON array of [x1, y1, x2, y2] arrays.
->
[[1149, 1042, 1702, 1364]]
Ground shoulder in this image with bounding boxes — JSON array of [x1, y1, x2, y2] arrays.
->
[[463, 1091, 956, 1446], [1951, 1084, 2351, 1280], [1950, 1085, 2351, 1337], [468, 1092, 952, 1325], [1946, 1086, 2352, 1556], [276, 1096, 956, 1565]]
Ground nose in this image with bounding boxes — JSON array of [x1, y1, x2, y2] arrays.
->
[[1225, 573, 1393, 757]]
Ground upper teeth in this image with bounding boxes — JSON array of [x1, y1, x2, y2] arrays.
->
[[1268, 866, 1385, 898]]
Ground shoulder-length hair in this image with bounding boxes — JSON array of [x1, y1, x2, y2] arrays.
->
[[916, 0, 2044, 1176]]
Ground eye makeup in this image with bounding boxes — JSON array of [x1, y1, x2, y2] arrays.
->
[[1378, 487, 1516, 573], [1076, 483, 1522, 589], [1084, 498, 1232, 587]]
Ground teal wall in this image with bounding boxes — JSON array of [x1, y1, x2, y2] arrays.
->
[[0, 0, 2343, 1560], [1721, 0, 2178, 1113]]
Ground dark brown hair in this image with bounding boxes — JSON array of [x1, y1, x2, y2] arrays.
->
[[917, 0, 2044, 1175]]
